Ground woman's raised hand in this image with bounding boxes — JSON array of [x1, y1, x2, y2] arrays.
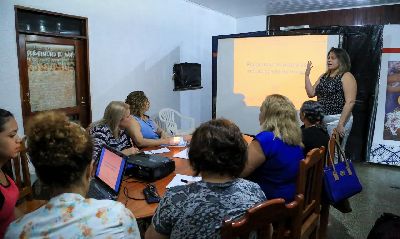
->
[[305, 61, 313, 76]]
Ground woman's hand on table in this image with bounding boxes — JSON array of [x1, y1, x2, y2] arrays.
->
[[122, 146, 140, 156], [183, 135, 192, 142]]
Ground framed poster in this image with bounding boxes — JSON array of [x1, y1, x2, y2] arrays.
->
[[27, 43, 77, 112]]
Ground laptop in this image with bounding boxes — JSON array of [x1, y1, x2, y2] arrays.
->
[[87, 145, 127, 200]]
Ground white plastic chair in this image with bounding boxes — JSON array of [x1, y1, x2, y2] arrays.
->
[[158, 108, 195, 136]]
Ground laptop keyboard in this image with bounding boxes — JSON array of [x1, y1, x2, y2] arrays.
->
[[87, 182, 113, 200]]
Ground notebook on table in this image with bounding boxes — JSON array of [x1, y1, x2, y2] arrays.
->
[[87, 145, 127, 200]]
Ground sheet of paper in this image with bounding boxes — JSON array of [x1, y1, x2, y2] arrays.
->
[[143, 147, 170, 155], [173, 148, 189, 159], [150, 147, 170, 154], [166, 174, 202, 188], [166, 136, 187, 147]]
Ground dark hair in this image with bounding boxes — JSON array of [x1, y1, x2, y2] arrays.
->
[[367, 213, 400, 239], [327, 47, 351, 75], [26, 111, 93, 188], [125, 91, 149, 116], [188, 118, 247, 177], [300, 100, 325, 124], [0, 109, 14, 132]]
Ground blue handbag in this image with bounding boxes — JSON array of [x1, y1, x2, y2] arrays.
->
[[323, 135, 362, 204]]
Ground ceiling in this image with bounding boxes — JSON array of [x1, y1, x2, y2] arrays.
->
[[186, 0, 400, 18]]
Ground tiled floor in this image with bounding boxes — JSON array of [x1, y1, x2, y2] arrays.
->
[[327, 162, 400, 239]]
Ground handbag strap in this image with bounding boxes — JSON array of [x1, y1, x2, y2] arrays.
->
[[333, 136, 353, 175], [326, 132, 353, 180], [326, 135, 339, 180]]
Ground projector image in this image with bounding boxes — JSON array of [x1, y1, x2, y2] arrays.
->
[[126, 154, 175, 182]]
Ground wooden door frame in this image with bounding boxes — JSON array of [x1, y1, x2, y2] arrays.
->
[[14, 6, 91, 128]]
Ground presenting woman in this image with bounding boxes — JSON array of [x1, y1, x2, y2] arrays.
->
[[88, 101, 139, 162], [125, 91, 178, 147], [305, 47, 357, 148], [241, 94, 304, 202], [0, 109, 21, 238]]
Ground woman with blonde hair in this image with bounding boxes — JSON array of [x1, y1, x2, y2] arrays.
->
[[89, 101, 139, 162], [125, 91, 177, 147], [241, 94, 304, 202]]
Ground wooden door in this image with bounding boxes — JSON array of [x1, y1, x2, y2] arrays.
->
[[17, 34, 91, 127]]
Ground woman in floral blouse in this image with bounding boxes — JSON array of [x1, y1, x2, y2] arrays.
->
[[5, 111, 140, 239]]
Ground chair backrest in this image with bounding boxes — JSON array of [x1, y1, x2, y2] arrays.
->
[[158, 108, 194, 135], [296, 147, 325, 222], [221, 195, 304, 239], [159, 108, 178, 134], [11, 138, 33, 200]]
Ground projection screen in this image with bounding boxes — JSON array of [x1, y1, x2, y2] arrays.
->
[[215, 34, 340, 135]]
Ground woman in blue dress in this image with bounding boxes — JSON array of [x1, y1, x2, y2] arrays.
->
[[125, 91, 177, 147], [241, 94, 304, 202]]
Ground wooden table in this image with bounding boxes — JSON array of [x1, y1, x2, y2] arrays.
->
[[117, 146, 193, 219]]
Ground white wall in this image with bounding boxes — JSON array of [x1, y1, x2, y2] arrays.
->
[[236, 15, 266, 33], [0, 0, 236, 133]]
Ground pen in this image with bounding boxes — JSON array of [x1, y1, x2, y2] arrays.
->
[[181, 179, 188, 183]]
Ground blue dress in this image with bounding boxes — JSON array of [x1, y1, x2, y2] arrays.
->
[[247, 131, 304, 202], [133, 115, 159, 139]]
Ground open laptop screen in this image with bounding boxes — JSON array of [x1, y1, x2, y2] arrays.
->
[[95, 146, 126, 193]]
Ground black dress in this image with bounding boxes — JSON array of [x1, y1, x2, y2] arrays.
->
[[301, 125, 329, 155]]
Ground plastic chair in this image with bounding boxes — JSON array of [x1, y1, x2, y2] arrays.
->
[[158, 108, 195, 136], [221, 195, 304, 239], [295, 147, 325, 239]]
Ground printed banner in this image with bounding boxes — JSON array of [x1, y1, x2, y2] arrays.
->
[[369, 24, 400, 166]]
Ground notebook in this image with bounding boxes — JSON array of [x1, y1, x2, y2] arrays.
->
[[87, 145, 127, 200]]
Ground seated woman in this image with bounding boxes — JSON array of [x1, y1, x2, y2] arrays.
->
[[88, 101, 139, 162], [300, 101, 352, 213], [300, 100, 329, 155], [5, 111, 140, 238], [125, 91, 178, 147], [145, 119, 266, 239], [0, 109, 21, 238], [241, 94, 304, 202]]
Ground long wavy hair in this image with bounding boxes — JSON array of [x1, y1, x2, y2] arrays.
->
[[325, 47, 351, 76], [259, 94, 303, 147], [125, 91, 149, 117], [90, 101, 129, 138]]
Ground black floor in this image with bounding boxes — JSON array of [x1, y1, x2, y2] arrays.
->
[[327, 162, 400, 239]]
